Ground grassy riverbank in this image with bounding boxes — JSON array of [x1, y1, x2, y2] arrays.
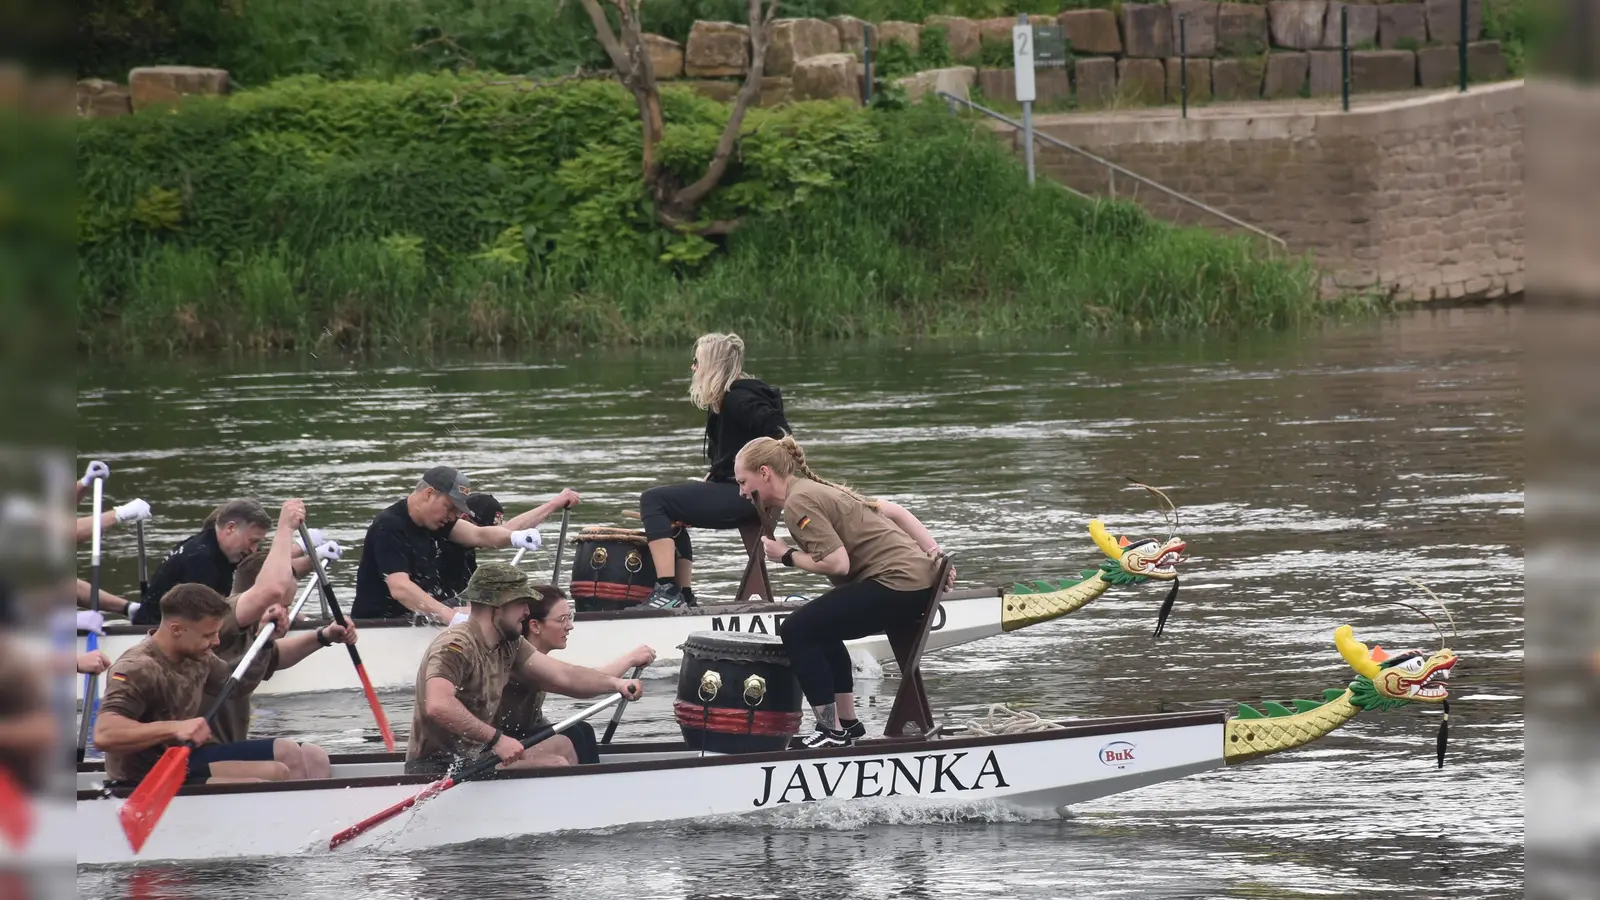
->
[[77, 76, 1333, 355]]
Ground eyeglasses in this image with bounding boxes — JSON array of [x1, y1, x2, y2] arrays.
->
[[542, 614, 575, 625]]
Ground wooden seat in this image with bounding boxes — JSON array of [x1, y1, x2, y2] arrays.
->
[[882, 553, 954, 740]]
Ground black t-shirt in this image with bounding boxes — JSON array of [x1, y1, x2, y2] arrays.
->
[[438, 543, 477, 600], [135, 527, 234, 624], [352, 499, 458, 619]]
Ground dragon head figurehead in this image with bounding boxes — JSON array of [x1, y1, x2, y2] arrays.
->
[[1336, 625, 1458, 711], [1087, 519, 1184, 584]]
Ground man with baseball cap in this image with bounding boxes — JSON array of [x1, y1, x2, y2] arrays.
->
[[404, 562, 642, 775], [439, 492, 506, 599], [351, 466, 580, 622]]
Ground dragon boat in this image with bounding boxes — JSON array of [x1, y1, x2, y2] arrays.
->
[[75, 516, 1186, 699], [63, 622, 1458, 866]]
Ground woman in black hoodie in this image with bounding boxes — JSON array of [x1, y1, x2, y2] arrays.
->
[[640, 333, 791, 609]]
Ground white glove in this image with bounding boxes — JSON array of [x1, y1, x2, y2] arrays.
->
[[294, 528, 327, 553], [125, 601, 141, 621], [113, 498, 152, 524], [315, 540, 342, 562], [77, 610, 105, 634], [510, 528, 541, 551], [80, 461, 110, 487], [450, 610, 470, 625]]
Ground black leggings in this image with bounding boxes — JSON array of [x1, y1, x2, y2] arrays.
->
[[778, 578, 934, 708], [638, 480, 757, 562]]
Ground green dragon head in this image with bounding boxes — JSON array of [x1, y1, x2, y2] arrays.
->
[[1336, 625, 1458, 711], [1087, 519, 1185, 585]]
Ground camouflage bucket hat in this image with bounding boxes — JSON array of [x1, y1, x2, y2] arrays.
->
[[460, 561, 538, 608]]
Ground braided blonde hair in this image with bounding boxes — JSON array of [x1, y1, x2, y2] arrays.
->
[[736, 436, 878, 508], [689, 332, 748, 413]]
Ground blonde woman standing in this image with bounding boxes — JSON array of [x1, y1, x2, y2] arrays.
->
[[732, 435, 950, 749], [640, 333, 792, 609]]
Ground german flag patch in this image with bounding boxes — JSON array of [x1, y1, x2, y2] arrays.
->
[[110, 672, 128, 682], [797, 516, 812, 530], [445, 642, 466, 656]]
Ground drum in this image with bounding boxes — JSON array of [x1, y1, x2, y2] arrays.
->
[[675, 631, 803, 754], [567, 527, 656, 612]]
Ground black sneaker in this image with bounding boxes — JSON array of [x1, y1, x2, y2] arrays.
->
[[681, 587, 699, 608], [794, 727, 852, 750], [644, 584, 685, 609], [841, 719, 866, 740]]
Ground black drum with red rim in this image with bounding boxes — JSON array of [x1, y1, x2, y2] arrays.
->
[[567, 527, 656, 612], [675, 631, 802, 754]]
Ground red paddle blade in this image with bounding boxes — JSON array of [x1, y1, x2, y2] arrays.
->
[[328, 777, 453, 850], [118, 746, 191, 853], [0, 767, 34, 849], [354, 664, 396, 752]]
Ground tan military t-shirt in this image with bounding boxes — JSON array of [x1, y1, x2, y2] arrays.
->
[[493, 673, 548, 739], [99, 637, 230, 782], [405, 623, 535, 774], [783, 480, 938, 591], [204, 595, 281, 745]]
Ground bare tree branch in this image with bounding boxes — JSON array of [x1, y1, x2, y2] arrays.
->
[[671, 0, 779, 209]]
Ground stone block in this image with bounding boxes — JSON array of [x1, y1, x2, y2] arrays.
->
[[792, 52, 862, 103], [1075, 56, 1118, 106], [1378, 4, 1427, 49], [1350, 49, 1417, 91], [1121, 4, 1174, 58], [76, 78, 131, 118], [1166, 57, 1213, 102], [978, 67, 1017, 103], [684, 79, 741, 102], [1210, 57, 1264, 99], [686, 21, 750, 77], [878, 20, 922, 55], [926, 16, 981, 60], [1416, 44, 1460, 86], [1216, 4, 1271, 56], [977, 17, 1015, 47], [766, 19, 841, 75], [642, 34, 684, 79], [830, 16, 873, 55], [1268, 2, 1327, 50], [1058, 9, 1123, 54], [1307, 48, 1341, 95], [127, 66, 229, 111], [1468, 40, 1508, 80], [1170, 1, 1219, 57], [1320, 3, 1378, 49], [898, 65, 977, 104], [1425, 0, 1483, 43], [760, 76, 794, 106], [1035, 68, 1072, 103], [1117, 57, 1166, 104], [1263, 50, 1309, 97]]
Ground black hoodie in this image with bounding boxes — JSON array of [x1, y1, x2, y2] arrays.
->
[[704, 378, 791, 482]]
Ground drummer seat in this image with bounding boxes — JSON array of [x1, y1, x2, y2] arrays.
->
[[882, 553, 954, 740], [731, 520, 774, 605]]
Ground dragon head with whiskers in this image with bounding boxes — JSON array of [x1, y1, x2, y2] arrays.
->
[[1087, 520, 1185, 582], [1337, 625, 1458, 711]]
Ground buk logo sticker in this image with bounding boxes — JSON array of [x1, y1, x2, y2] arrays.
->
[[1098, 741, 1136, 769]]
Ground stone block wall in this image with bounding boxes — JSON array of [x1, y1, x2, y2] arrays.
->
[[1023, 82, 1523, 302]]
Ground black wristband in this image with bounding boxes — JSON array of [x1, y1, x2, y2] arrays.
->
[[315, 626, 331, 647], [781, 548, 797, 568], [485, 728, 503, 751]]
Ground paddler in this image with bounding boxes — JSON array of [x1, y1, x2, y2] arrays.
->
[[404, 562, 643, 775], [733, 436, 952, 749], [351, 467, 579, 624], [494, 588, 656, 764], [639, 332, 793, 610], [203, 543, 359, 778], [94, 500, 320, 786], [133, 498, 336, 625], [439, 492, 505, 599]]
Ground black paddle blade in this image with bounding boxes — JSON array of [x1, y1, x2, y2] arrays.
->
[[1153, 577, 1180, 639], [1435, 699, 1449, 769]]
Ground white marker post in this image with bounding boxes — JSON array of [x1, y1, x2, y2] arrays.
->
[[1013, 17, 1036, 187]]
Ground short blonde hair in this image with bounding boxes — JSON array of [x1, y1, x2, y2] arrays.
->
[[688, 333, 748, 412]]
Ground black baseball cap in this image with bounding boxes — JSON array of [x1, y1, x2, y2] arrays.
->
[[466, 492, 503, 526], [418, 466, 471, 513]]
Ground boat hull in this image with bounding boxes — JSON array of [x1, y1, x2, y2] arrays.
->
[[74, 712, 1225, 866], [75, 588, 1007, 699]]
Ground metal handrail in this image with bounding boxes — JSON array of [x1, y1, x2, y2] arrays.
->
[[935, 91, 1289, 254]]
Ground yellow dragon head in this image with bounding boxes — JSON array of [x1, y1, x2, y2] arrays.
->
[[1335, 625, 1458, 710], [1087, 519, 1185, 582]]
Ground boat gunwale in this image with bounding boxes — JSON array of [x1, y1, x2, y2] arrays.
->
[[78, 586, 1005, 637], [77, 709, 1225, 802]]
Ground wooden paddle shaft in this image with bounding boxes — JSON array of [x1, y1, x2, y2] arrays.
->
[[600, 664, 645, 745], [76, 477, 105, 761]]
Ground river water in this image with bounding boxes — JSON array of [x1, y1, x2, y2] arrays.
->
[[75, 306, 1524, 899]]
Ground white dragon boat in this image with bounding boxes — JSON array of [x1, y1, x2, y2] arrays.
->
[[76, 517, 1186, 699], [65, 621, 1458, 867]]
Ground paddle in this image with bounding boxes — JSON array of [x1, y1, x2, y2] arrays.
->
[[328, 692, 627, 850], [600, 663, 647, 745], [135, 519, 149, 601], [76, 476, 105, 764], [118, 567, 324, 853], [509, 502, 571, 576], [298, 523, 396, 752]]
